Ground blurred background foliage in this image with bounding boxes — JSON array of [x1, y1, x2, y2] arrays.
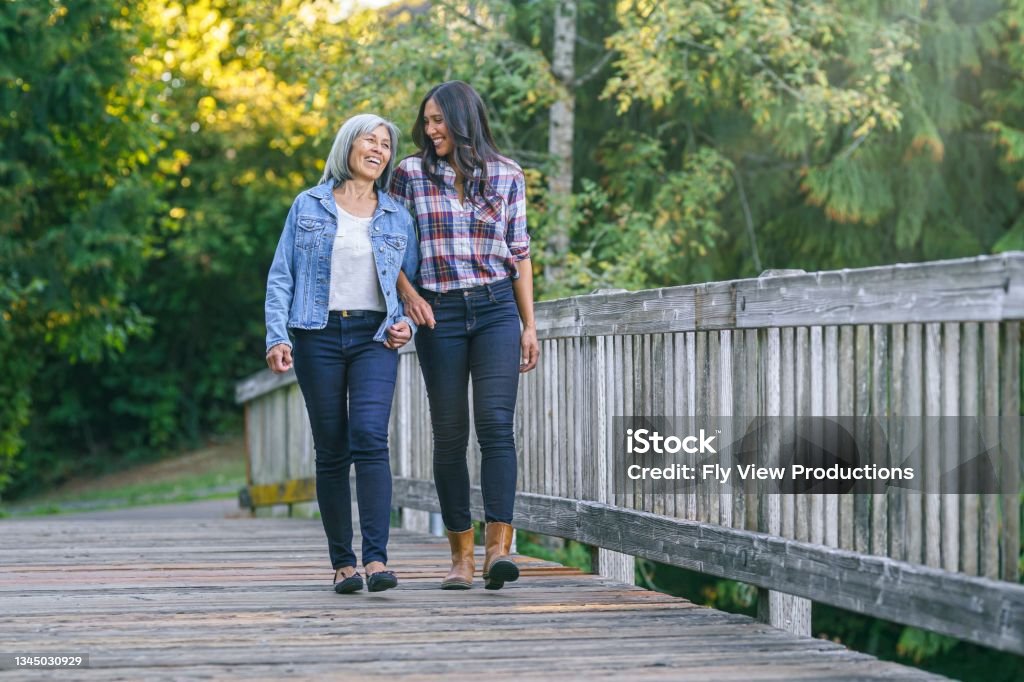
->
[[2, 0, 1024, 673]]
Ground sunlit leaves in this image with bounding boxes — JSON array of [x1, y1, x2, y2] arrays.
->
[[605, 1, 912, 147]]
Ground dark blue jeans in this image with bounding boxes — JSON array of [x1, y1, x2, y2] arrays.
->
[[292, 312, 397, 569], [415, 277, 521, 532]]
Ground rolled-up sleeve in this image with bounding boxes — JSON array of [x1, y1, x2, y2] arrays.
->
[[390, 161, 416, 215], [505, 171, 530, 261], [398, 209, 420, 335]]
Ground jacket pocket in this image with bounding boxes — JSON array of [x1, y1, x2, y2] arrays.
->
[[296, 215, 327, 251], [382, 234, 407, 250]]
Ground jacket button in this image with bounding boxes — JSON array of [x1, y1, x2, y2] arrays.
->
[[379, 247, 384, 252]]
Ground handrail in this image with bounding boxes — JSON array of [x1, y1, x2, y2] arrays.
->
[[237, 252, 1024, 403]]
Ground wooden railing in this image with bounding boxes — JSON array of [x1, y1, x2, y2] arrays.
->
[[236, 253, 1024, 654]]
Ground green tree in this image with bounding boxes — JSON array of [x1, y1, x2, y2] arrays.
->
[[10, 0, 333, 494], [988, 0, 1024, 251], [0, 0, 163, 496], [585, 0, 1021, 285]]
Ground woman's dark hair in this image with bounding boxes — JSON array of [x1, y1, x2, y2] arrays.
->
[[411, 81, 504, 208]]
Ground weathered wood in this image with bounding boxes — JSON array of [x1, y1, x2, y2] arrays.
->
[[838, 326, 856, 552], [707, 331, 721, 524], [235, 367, 297, 404], [727, 330, 745, 529], [594, 334, 609, 505], [718, 330, 733, 529], [544, 338, 555, 497], [533, 253, 1024, 340], [686, 331, 698, 522], [888, 324, 907, 562], [695, 331, 709, 523], [941, 323, 960, 572], [809, 326, 824, 546], [871, 325, 888, 557], [981, 322, 1000, 580], [903, 324, 924, 565], [593, 334, 636, 585], [923, 323, 942, 569], [572, 501, 1024, 655], [660, 334, 676, 521], [854, 325, 871, 555], [622, 335, 635, 510], [400, 477, 1024, 657], [757, 327, 812, 636], [242, 477, 316, 507], [0, 515, 946, 680], [651, 333, 667, 518], [794, 327, 810, 543], [286, 383, 315, 517], [562, 338, 572, 499], [823, 325, 839, 548], [1001, 322, 1021, 582], [960, 322, 979, 576], [640, 334, 654, 514], [778, 327, 795, 539], [572, 336, 585, 504]]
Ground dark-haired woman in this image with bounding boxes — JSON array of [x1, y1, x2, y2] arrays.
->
[[392, 81, 539, 590]]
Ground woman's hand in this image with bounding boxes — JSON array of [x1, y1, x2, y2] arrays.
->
[[384, 321, 412, 350], [520, 325, 539, 373], [266, 343, 293, 373], [401, 290, 436, 329]]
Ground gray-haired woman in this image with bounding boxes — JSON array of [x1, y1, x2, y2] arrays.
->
[[265, 114, 419, 593]]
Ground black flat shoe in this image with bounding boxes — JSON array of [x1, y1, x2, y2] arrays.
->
[[333, 571, 363, 594], [366, 570, 398, 593]]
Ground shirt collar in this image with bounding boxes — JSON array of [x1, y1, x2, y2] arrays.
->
[[436, 157, 482, 185], [307, 181, 397, 213]]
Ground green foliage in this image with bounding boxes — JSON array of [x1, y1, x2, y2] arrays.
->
[[0, 0, 164, 497], [516, 531, 592, 573], [897, 627, 959, 663], [0, 0, 1022, 533]]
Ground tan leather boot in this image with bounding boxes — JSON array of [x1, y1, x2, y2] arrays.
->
[[441, 528, 475, 590], [483, 522, 519, 590]]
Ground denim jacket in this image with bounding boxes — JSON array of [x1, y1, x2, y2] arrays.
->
[[265, 182, 419, 352]]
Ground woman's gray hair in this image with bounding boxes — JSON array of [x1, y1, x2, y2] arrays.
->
[[319, 114, 400, 190]]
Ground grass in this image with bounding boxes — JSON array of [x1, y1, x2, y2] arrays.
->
[[2, 439, 247, 517]]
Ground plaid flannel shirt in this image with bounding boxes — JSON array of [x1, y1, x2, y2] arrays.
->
[[390, 155, 530, 292]]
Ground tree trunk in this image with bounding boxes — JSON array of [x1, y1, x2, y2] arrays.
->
[[545, 0, 576, 284]]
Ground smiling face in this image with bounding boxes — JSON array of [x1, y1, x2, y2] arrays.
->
[[422, 98, 452, 158], [347, 124, 392, 183]]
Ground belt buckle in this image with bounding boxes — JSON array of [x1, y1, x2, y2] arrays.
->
[[341, 310, 350, 318]]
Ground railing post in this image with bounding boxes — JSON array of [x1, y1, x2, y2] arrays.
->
[[756, 327, 811, 635], [591, 334, 635, 584], [394, 353, 433, 534]]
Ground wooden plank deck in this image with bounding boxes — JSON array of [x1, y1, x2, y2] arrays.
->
[[0, 517, 943, 680]]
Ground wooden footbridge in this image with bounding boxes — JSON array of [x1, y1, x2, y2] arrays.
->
[[4, 255, 1024, 679], [1, 515, 943, 680]]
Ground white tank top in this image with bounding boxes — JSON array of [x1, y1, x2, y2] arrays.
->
[[328, 203, 386, 312]]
